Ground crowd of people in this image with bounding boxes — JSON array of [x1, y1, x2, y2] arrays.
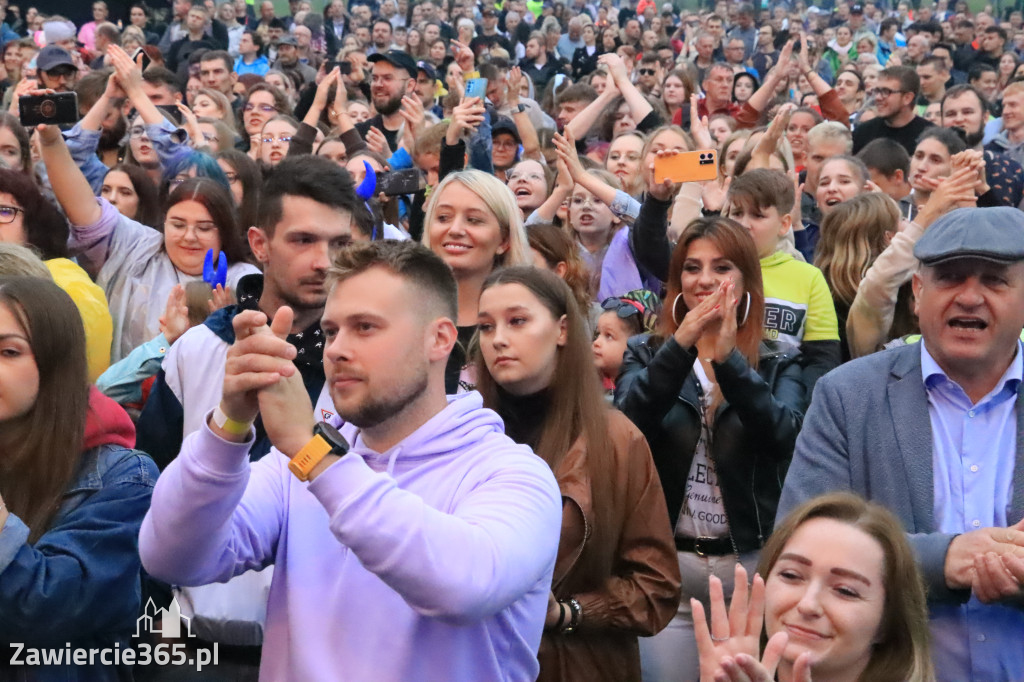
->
[[0, 0, 1022, 680]]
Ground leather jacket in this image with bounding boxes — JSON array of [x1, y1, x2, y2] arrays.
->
[[614, 335, 808, 553], [539, 410, 681, 682]]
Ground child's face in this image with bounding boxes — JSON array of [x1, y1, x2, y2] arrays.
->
[[592, 311, 633, 379], [726, 197, 791, 259], [569, 184, 618, 250]]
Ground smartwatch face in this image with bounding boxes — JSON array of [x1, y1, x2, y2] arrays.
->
[[314, 421, 350, 455]]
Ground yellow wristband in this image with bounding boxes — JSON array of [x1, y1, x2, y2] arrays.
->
[[212, 406, 253, 436], [288, 434, 334, 482]]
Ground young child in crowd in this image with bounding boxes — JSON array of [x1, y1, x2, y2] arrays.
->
[[724, 169, 841, 388], [592, 290, 658, 397]]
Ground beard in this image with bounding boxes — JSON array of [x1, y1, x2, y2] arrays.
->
[[100, 114, 127, 151], [950, 125, 984, 148], [336, 361, 429, 430], [374, 90, 404, 116]]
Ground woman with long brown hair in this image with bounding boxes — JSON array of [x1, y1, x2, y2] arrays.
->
[[615, 217, 808, 682], [0, 276, 158, 679], [474, 265, 680, 682]]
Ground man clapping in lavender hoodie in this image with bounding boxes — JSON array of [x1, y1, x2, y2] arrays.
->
[[139, 240, 563, 681]]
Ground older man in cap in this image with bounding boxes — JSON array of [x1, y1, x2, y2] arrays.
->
[[779, 206, 1024, 681]]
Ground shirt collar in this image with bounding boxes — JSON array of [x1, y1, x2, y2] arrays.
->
[[921, 339, 1023, 404]]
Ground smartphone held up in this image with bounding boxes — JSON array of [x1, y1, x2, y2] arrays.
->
[[653, 150, 718, 184]]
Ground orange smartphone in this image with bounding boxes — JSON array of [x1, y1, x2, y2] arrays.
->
[[653, 150, 718, 184]]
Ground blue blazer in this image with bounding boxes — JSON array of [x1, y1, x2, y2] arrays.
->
[[777, 342, 1024, 604]]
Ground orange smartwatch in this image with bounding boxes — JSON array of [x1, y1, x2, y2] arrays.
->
[[288, 422, 350, 482]]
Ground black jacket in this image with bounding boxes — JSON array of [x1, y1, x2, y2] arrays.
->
[[614, 335, 807, 553]]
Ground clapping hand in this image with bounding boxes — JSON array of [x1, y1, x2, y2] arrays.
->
[[692, 564, 811, 682]]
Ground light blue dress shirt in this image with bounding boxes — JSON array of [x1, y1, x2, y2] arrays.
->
[[921, 340, 1024, 682]]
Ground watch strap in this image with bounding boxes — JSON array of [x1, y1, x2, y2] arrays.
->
[[288, 434, 334, 482]]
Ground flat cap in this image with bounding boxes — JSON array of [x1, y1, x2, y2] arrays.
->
[[914, 206, 1024, 265]]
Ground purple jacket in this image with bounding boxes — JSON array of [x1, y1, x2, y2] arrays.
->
[[139, 391, 562, 681]]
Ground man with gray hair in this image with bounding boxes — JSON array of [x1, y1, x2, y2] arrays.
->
[[556, 16, 585, 60], [780, 206, 1024, 682]]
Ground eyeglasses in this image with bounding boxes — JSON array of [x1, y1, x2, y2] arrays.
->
[[873, 87, 906, 98], [262, 135, 293, 144], [493, 139, 519, 150], [0, 205, 23, 224], [244, 103, 278, 113], [371, 74, 409, 85], [638, 68, 656, 76], [165, 219, 217, 234], [600, 296, 643, 319]]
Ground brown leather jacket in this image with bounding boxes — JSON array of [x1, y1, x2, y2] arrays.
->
[[537, 410, 681, 682]]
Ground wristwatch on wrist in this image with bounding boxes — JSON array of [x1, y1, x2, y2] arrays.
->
[[288, 422, 350, 482]]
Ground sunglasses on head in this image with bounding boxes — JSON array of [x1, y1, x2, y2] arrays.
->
[[601, 297, 644, 319]]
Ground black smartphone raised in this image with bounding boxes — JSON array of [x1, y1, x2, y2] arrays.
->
[[19, 92, 79, 126], [156, 103, 183, 125], [325, 60, 352, 75], [377, 169, 423, 196], [131, 46, 152, 72]]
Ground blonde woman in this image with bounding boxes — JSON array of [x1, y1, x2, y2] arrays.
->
[[422, 169, 532, 392], [814, 193, 904, 360]]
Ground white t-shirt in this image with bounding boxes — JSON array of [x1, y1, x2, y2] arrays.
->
[[674, 361, 731, 540]]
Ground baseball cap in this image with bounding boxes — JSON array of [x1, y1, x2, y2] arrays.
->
[[36, 45, 77, 72], [491, 116, 522, 145], [417, 60, 439, 81], [914, 207, 1024, 265], [367, 49, 418, 77]]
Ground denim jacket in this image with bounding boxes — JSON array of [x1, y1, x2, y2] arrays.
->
[[0, 445, 158, 682]]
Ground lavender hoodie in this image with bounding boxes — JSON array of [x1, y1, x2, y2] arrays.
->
[[139, 391, 562, 681]]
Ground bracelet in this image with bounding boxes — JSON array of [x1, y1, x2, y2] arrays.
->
[[553, 601, 567, 631], [561, 597, 582, 634], [212, 405, 253, 436]]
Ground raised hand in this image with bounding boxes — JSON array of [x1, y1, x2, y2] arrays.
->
[[672, 278, 727, 349], [552, 130, 585, 183], [254, 306, 316, 458], [159, 284, 190, 344], [221, 309, 298, 426], [450, 39, 476, 73], [692, 564, 788, 682], [712, 279, 740, 363], [647, 149, 683, 201], [366, 125, 393, 157], [208, 284, 234, 313], [598, 52, 630, 87], [690, 94, 715, 150], [445, 96, 485, 145]]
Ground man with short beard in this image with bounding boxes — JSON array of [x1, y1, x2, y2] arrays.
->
[[942, 84, 1024, 207], [355, 50, 418, 153], [139, 238, 562, 682]]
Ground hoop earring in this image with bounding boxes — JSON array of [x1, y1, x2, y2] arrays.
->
[[738, 291, 751, 327], [672, 293, 685, 326]]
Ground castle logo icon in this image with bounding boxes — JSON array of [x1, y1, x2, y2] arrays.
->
[[134, 597, 196, 639]]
